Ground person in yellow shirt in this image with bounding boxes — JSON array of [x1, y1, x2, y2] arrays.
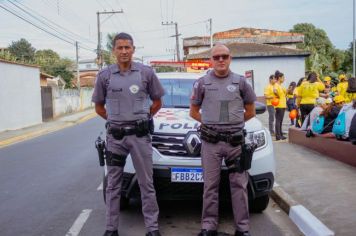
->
[[345, 77, 356, 103], [264, 74, 277, 135], [320, 76, 332, 98], [273, 70, 287, 140], [297, 72, 325, 124], [337, 73, 349, 99], [286, 81, 297, 125]]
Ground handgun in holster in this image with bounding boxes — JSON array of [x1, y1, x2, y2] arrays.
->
[[95, 136, 106, 166], [240, 142, 257, 171]]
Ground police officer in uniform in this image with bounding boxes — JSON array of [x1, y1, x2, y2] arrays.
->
[[190, 43, 256, 236], [92, 33, 164, 236]]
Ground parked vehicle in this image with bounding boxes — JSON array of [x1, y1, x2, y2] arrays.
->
[[103, 72, 275, 212]]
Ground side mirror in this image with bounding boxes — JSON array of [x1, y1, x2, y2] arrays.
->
[[255, 101, 266, 115]]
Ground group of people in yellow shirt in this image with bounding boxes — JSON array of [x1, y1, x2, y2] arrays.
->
[[264, 70, 356, 140]]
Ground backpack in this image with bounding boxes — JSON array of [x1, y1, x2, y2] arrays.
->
[[332, 112, 346, 136], [332, 104, 356, 138], [312, 115, 325, 134]]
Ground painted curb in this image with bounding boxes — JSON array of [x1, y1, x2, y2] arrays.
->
[[271, 183, 334, 236], [0, 112, 97, 148]]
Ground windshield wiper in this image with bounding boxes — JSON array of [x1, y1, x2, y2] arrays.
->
[[173, 105, 190, 108]]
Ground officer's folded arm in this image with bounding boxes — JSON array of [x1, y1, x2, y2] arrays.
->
[[150, 98, 162, 116], [95, 103, 107, 120], [244, 102, 256, 121], [189, 104, 202, 122]]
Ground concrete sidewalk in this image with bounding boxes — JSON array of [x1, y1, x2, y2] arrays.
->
[[0, 109, 97, 148]]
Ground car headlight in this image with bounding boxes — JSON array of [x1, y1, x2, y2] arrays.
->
[[245, 130, 267, 150]]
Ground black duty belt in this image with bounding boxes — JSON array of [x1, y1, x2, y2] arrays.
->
[[198, 124, 245, 146]]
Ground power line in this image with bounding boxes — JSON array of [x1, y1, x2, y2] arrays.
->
[[0, 4, 73, 45], [0, 3, 95, 53], [14, 0, 96, 45]]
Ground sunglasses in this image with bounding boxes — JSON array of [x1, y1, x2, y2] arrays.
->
[[212, 54, 230, 61]]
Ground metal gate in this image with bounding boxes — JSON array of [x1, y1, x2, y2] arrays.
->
[[41, 86, 53, 121]]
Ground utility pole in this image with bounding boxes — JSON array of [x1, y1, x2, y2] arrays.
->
[[75, 41, 80, 89], [162, 21, 181, 61], [209, 18, 213, 48], [97, 10, 124, 69]]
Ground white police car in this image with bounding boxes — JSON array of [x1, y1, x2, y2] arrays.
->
[[106, 72, 275, 212]]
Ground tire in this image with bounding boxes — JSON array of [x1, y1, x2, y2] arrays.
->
[[250, 194, 269, 213], [102, 172, 130, 210]]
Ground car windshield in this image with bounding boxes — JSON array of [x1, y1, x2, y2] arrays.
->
[[160, 78, 196, 108]]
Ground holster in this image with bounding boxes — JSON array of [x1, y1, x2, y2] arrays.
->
[[135, 119, 150, 137], [105, 151, 127, 167], [240, 142, 257, 171], [95, 136, 106, 166]]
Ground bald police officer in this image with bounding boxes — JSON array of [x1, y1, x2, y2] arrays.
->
[[92, 33, 164, 236], [190, 44, 256, 236]]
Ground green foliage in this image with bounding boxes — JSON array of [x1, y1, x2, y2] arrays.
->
[[8, 38, 36, 62], [44, 58, 75, 88], [106, 33, 117, 52], [3, 38, 75, 88], [102, 50, 116, 66], [340, 42, 353, 74], [155, 66, 177, 73], [290, 23, 349, 76]]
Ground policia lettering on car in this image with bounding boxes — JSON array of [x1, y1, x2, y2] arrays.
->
[[158, 122, 200, 130]]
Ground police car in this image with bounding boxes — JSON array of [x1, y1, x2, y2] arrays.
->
[[107, 72, 275, 212]]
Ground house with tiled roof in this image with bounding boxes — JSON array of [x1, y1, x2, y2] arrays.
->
[[183, 28, 310, 98]]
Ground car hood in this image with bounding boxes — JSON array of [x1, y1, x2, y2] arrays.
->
[[153, 108, 263, 134]]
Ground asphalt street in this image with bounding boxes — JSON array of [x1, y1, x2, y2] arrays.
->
[[0, 117, 301, 236]]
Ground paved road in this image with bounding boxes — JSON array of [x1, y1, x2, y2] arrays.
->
[[0, 117, 301, 236]]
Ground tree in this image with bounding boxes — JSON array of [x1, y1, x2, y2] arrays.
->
[[8, 38, 36, 62], [106, 33, 117, 52], [341, 42, 353, 74], [45, 58, 75, 88], [290, 23, 337, 75]]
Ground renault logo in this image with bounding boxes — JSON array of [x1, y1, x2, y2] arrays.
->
[[183, 131, 201, 156]]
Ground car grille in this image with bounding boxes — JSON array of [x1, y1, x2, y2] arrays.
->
[[152, 132, 201, 157]]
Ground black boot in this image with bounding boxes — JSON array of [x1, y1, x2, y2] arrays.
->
[[197, 229, 218, 236], [235, 230, 251, 236], [146, 230, 161, 236], [103, 230, 119, 236]]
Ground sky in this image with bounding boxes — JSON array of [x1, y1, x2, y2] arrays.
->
[[0, 0, 353, 63]]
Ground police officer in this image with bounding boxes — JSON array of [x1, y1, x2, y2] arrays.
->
[[190, 43, 256, 236], [92, 33, 164, 236]]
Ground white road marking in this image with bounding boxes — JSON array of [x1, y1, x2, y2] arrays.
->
[[65, 209, 92, 236], [97, 182, 103, 191]]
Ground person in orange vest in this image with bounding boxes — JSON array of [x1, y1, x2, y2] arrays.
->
[[264, 74, 277, 135], [273, 70, 287, 140]]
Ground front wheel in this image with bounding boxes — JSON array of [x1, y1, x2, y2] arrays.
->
[[250, 194, 270, 213]]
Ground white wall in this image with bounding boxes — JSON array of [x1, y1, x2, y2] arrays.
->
[[0, 62, 42, 132], [52, 88, 94, 117], [230, 56, 306, 97]]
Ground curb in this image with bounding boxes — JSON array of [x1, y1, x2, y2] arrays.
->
[[271, 182, 334, 236], [0, 112, 97, 148]]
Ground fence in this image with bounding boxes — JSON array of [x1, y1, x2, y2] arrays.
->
[[52, 87, 94, 118]]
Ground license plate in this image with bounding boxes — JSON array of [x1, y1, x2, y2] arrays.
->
[[171, 167, 204, 183]]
